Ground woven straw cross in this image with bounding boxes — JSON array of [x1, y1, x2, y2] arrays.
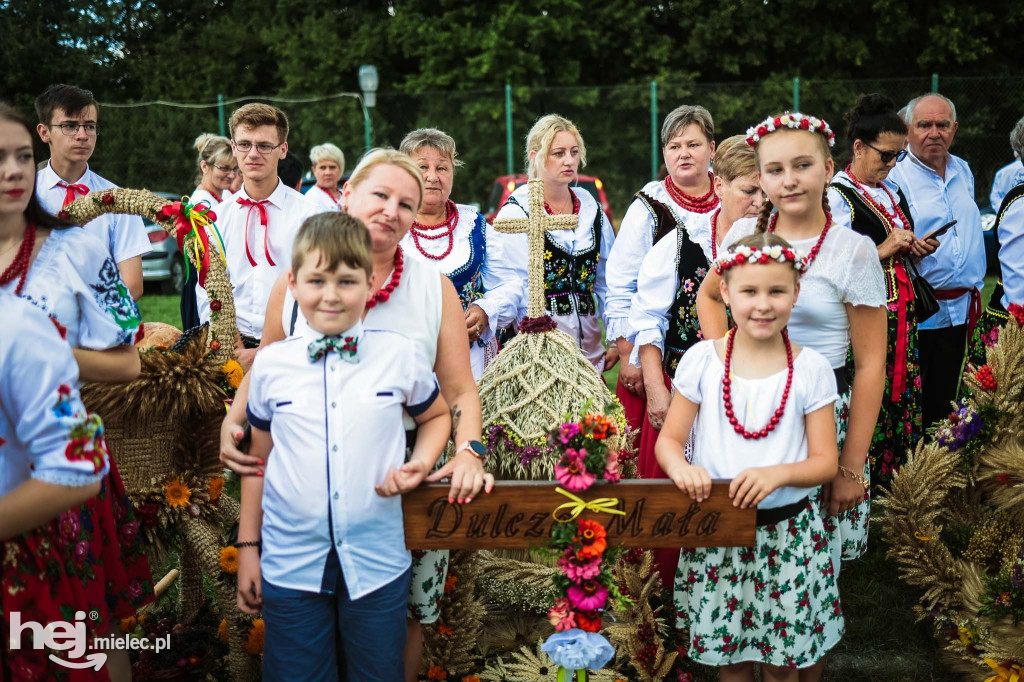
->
[[493, 179, 578, 318]]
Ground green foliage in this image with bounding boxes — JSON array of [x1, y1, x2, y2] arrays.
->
[[4, 0, 1024, 213]]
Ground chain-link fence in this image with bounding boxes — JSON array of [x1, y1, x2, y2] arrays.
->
[[86, 76, 1024, 220]]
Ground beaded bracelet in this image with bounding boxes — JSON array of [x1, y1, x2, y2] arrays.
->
[[838, 465, 870, 491], [236, 540, 262, 549]]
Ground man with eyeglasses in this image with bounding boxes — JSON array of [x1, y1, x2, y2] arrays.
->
[[34, 84, 149, 300], [194, 103, 317, 371], [889, 93, 985, 428]]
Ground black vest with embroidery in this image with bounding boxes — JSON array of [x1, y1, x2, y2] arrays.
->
[[987, 182, 1024, 312], [636, 191, 711, 374], [508, 195, 602, 317], [829, 181, 914, 306]]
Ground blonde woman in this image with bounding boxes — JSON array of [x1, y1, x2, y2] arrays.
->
[[190, 133, 236, 207], [219, 149, 494, 682], [306, 142, 345, 212], [492, 114, 618, 370]]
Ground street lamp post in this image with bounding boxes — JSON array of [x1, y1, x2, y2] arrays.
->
[[358, 65, 379, 152]]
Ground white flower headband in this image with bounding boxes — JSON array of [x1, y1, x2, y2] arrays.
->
[[713, 244, 808, 275], [745, 112, 836, 148]]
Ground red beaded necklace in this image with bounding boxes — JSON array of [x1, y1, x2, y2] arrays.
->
[[364, 246, 404, 310], [710, 208, 721, 260], [766, 210, 832, 271], [722, 327, 794, 440], [544, 191, 580, 215], [409, 200, 459, 261], [843, 166, 911, 233], [664, 172, 719, 214], [0, 221, 36, 296]]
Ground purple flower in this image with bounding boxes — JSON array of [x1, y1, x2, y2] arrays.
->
[[567, 580, 609, 610], [73, 540, 90, 565], [558, 423, 582, 445], [128, 580, 143, 599]]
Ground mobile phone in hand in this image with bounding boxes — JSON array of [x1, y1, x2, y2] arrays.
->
[[921, 220, 957, 242]]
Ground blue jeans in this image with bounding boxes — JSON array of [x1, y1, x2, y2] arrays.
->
[[261, 563, 411, 681]]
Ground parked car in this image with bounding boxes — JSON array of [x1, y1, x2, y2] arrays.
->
[[141, 192, 186, 294], [483, 174, 614, 225]]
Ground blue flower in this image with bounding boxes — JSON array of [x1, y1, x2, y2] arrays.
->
[[541, 630, 614, 672]]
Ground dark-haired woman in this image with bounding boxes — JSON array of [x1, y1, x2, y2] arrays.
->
[[0, 102, 152, 682], [827, 93, 938, 487]]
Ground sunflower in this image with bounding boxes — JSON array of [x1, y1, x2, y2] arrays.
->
[[164, 478, 192, 508], [219, 546, 238, 574], [207, 476, 225, 502], [244, 619, 265, 655], [217, 619, 229, 644], [221, 359, 244, 389]]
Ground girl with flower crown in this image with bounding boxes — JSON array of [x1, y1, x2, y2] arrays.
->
[[696, 113, 886, 584], [657, 232, 844, 678]]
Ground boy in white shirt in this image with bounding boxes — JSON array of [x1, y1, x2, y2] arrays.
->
[[195, 102, 318, 370], [34, 84, 150, 299], [236, 212, 450, 681]]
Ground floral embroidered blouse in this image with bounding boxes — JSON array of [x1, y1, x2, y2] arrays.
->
[[0, 294, 110, 498]]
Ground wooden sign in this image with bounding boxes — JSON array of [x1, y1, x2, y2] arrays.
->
[[402, 480, 755, 550]]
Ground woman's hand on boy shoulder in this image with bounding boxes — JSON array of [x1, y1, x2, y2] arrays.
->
[[236, 550, 262, 615], [376, 460, 433, 497], [729, 466, 784, 509], [667, 461, 712, 502]]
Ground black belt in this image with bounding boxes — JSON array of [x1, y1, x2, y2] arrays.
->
[[240, 335, 260, 349], [755, 496, 808, 527], [832, 368, 850, 395]]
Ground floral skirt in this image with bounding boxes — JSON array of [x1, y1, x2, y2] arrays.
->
[[813, 383, 870, 567], [2, 460, 153, 681], [862, 303, 923, 487], [407, 549, 448, 624], [673, 504, 844, 668], [968, 305, 1012, 368]]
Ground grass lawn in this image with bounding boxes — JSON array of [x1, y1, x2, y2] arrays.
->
[[136, 285, 967, 680]]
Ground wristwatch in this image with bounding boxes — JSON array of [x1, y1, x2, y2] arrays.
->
[[455, 439, 488, 465]]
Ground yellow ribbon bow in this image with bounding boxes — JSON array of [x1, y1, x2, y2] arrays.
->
[[552, 486, 626, 523], [985, 658, 1022, 682]]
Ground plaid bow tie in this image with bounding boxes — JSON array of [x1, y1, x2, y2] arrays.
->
[[307, 335, 359, 364]]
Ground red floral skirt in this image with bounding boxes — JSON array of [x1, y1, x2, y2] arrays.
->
[[2, 459, 153, 682]]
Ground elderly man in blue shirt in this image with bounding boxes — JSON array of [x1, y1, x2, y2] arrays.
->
[[889, 93, 986, 428]]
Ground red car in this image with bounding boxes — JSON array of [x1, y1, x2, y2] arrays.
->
[[483, 174, 614, 225]]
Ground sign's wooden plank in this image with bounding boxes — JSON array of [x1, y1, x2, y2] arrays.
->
[[402, 480, 756, 550]]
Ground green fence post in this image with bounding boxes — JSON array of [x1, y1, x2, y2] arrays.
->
[[505, 84, 514, 175], [650, 80, 658, 180], [793, 77, 800, 112], [932, 73, 939, 93], [217, 94, 225, 137]]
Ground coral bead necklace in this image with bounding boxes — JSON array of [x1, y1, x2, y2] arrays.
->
[[365, 246, 404, 310], [664, 172, 719, 214], [409, 200, 459, 261], [722, 327, 793, 440], [766, 210, 832, 271], [843, 166, 911, 232], [0, 221, 36, 296]]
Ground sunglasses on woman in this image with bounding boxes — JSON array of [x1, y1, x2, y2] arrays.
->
[[864, 141, 908, 164]]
